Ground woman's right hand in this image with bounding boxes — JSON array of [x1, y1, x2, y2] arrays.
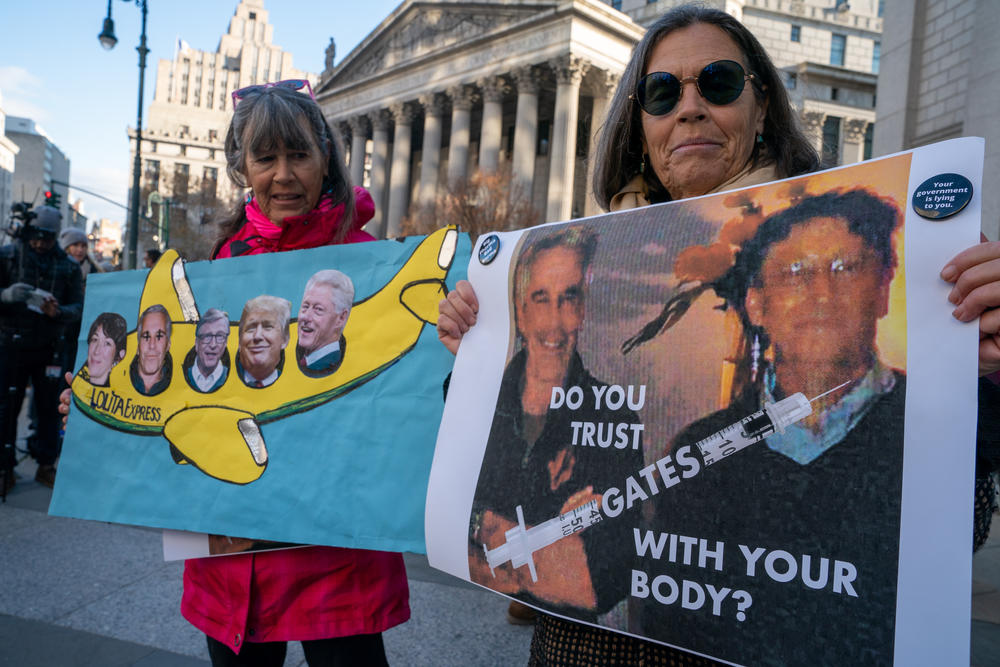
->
[[437, 280, 479, 355], [58, 372, 72, 427]]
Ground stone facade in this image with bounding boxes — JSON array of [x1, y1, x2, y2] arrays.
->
[[320, 0, 882, 237], [874, 0, 999, 238], [128, 0, 314, 254], [318, 0, 644, 236]]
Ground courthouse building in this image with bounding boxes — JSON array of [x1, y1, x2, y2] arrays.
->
[[127, 0, 313, 255], [318, 0, 883, 237]]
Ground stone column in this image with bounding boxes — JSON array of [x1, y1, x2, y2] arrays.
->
[[386, 102, 417, 238], [478, 77, 507, 173], [511, 66, 540, 191], [801, 111, 826, 155], [368, 109, 391, 238], [447, 85, 477, 185], [584, 70, 620, 217], [842, 119, 869, 165], [418, 93, 446, 205], [547, 55, 589, 222], [348, 116, 369, 187]]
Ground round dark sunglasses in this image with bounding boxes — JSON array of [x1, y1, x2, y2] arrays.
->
[[635, 60, 757, 116]]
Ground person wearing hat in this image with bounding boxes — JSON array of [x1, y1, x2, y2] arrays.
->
[[0, 205, 83, 493], [59, 227, 103, 284], [58, 227, 103, 388]]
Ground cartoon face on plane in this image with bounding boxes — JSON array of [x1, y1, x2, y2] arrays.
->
[[71, 227, 460, 484]]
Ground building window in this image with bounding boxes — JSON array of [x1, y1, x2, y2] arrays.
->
[[145, 160, 160, 192], [202, 167, 218, 197], [537, 120, 551, 156], [174, 163, 190, 197], [611, 0, 621, 10], [208, 129, 218, 142], [878, 0, 884, 17], [821, 116, 841, 166], [179, 145, 187, 156], [249, 11, 257, 20], [872, 41, 881, 74], [790, 25, 801, 43], [830, 34, 847, 67], [784, 71, 797, 90], [831, 87, 840, 101]]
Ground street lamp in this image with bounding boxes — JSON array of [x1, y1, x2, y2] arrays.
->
[[146, 191, 171, 251], [98, 0, 148, 270]]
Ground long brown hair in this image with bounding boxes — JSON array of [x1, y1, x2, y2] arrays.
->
[[213, 85, 354, 255], [592, 5, 819, 209]]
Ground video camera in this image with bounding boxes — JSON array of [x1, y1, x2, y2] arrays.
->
[[7, 201, 56, 242]]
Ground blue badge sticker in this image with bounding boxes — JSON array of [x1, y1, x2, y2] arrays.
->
[[478, 234, 500, 265], [912, 174, 973, 220]]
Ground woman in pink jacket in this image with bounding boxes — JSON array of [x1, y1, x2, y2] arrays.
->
[[184, 80, 409, 666]]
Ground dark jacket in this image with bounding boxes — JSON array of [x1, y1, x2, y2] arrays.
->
[[640, 374, 906, 666], [473, 349, 645, 618], [0, 241, 83, 347]]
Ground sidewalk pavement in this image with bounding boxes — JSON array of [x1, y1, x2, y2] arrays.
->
[[3, 455, 999, 666]]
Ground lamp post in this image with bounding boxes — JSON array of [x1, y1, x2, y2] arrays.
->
[[146, 191, 170, 251], [98, 0, 149, 270]]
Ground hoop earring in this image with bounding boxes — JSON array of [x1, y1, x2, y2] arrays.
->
[[245, 191, 253, 205], [756, 133, 764, 145]]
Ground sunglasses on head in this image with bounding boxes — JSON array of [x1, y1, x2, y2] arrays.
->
[[231, 79, 316, 107], [634, 60, 757, 116]]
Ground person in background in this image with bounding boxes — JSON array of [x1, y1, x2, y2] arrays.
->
[[57, 227, 104, 387], [1, 205, 82, 492], [440, 4, 1000, 664], [144, 248, 162, 268]]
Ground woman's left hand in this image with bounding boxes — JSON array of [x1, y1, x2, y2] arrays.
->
[[941, 234, 1000, 375]]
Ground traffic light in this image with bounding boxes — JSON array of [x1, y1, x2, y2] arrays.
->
[[44, 186, 61, 209]]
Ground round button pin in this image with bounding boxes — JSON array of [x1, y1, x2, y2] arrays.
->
[[912, 174, 973, 220], [478, 234, 500, 265]]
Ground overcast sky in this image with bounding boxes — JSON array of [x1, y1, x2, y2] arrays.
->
[[0, 0, 401, 226]]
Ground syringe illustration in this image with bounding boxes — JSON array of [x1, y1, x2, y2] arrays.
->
[[484, 500, 603, 582], [482, 382, 848, 581]]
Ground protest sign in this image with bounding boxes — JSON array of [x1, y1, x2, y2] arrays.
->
[[51, 227, 470, 554], [426, 139, 983, 664]]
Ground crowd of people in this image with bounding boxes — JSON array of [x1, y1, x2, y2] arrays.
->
[[13, 3, 998, 665]]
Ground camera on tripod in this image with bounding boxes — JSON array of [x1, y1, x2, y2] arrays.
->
[[7, 201, 45, 241]]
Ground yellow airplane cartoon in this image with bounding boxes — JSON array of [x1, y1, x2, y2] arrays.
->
[[71, 226, 460, 485]]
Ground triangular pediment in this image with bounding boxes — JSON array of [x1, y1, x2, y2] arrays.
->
[[321, 0, 558, 90]]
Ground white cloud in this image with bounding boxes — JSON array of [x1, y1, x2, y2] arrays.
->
[[0, 66, 49, 122]]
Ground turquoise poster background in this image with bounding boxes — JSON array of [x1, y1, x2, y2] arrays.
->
[[50, 232, 470, 554]]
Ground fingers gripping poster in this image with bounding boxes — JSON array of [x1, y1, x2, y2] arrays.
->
[[51, 227, 470, 554], [426, 139, 984, 665]]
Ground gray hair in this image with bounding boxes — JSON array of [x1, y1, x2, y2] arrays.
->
[[223, 84, 354, 236], [239, 295, 291, 341], [304, 269, 354, 315], [138, 304, 172, 338], [195, 307, 230, 335], [592, 4, 819, 209]]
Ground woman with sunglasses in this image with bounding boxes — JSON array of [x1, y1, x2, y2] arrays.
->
[[184, 81, 410, 666], [440, 4, 1000, 665]]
